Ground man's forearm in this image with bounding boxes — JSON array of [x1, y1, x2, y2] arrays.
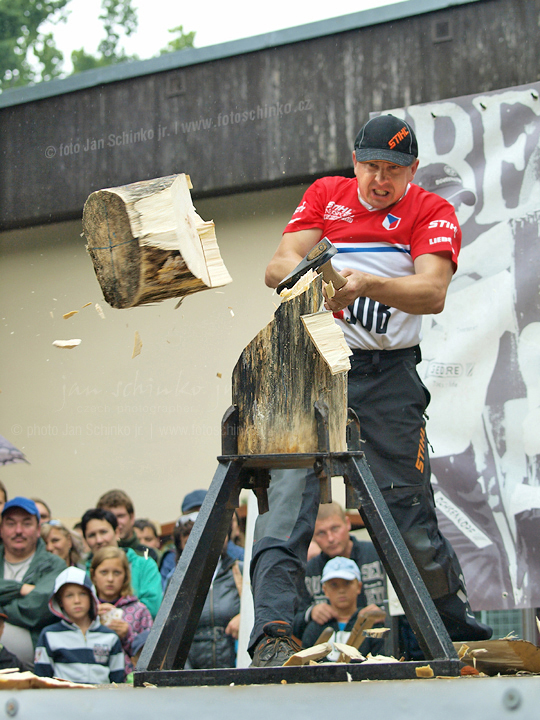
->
[[265, 228, 324, 289], [327, 271, 446, 315], [325, 253, 454, 316], [0, 580, 26, 604]]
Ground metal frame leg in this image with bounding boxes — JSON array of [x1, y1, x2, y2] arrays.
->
[[137, 459, 245, 672], [340, 454, 457, 661]]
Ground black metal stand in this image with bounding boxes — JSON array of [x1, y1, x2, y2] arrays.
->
[[135, 407, 461, 686]]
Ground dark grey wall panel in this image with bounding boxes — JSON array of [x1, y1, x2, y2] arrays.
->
[[0, 0, 538, 230]]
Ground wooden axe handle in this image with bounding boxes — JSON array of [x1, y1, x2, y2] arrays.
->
[[319, 260, 347, 290]]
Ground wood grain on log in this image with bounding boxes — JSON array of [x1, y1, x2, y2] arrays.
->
[[83, 174, 231, 309], [232, 273, 348, 455]]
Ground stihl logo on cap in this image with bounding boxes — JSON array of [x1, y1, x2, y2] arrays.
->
[[388, 127, 409, 149]]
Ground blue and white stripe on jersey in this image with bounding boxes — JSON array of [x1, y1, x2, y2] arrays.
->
[[332, 242, 421, 351], [335, 242, 410, 254]]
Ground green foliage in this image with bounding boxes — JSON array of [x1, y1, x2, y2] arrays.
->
[[0, 0, 197, 89], [0, 0, 69, 90], [71, 0, 139, 74], [160, 25, 195, 55]]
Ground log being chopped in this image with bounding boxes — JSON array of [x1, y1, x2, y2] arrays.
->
[[83, 173, 232, 309], [232, 272, 349, 456]]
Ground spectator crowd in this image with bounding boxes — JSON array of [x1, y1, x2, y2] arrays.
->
[[0, 479, 388, 683]]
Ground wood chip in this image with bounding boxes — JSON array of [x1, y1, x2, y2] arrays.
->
[[95, 303, 106, 319], [415, 665, 434, 678], [49, 311, 54, 319], [0, 670, 94, 689], [363, 627, 391, 638], [325, 281, 336, 299], [314, 627, 334, 645], [52, 339, 81, 349], [362, 654, 400, 664], [132, 331, 143, 359], [301, 311, 352, 374], [216, 372, 222, 378], [279, 269, 318, 300], [63, 311, 78, 320], [460, 665, 480, 676], [334, 642, 365, 663], [283, 642, 332, 666], [453, 639, 540, 675], [82, 302, 92, 308]]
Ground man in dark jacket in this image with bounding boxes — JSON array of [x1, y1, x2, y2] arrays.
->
[[174, 490, 242, 669], [0, 497, 66, 664]]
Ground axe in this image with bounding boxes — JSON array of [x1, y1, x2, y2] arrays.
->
[[276, 237, 348, 295]]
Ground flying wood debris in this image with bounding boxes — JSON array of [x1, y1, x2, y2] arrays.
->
[[132, 331, 143, 359], [63, 311, 78, 320], [52, 339, 82, 349], [82, 302, 92, 308], [95, 303, 106, 319]]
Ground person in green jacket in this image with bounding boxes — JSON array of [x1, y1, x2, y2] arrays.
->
[[96, 489, 158, 562], [81, 508, 162, 619], [0, 497, 66, 664]]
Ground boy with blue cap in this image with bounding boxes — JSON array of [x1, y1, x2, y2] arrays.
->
[[0, 497, 66, 664]]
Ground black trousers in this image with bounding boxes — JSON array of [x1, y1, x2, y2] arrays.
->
[[248, 346, 491, 653]]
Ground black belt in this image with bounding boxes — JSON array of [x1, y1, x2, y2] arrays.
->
[[351, 344, 421, 371]]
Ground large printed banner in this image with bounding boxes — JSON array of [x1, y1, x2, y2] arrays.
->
[[391, 82, 540, 610]]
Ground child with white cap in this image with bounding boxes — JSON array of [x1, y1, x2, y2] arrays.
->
[[301, 557, 385, 660], [34, 567, 125, 684]]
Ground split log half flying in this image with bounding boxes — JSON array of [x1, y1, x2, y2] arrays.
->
[[83, 173, 232, 309]]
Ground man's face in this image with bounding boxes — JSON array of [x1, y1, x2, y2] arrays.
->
[[134, 526, 160, 550], [323, 577, 361, 611], [0, 509, 40, 558], [313, 514, 352, 558], [84, 519, 119, 553], [104, 506, 134, 540], [353, 154, 419, 210]]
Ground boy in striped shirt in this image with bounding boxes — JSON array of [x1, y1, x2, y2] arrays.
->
[[34, 567, 124, 684]]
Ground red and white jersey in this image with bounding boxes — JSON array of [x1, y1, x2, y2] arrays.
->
[[283, 176, 461, 350]]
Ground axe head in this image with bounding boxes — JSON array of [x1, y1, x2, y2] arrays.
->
[[276, 238, 336, 294]]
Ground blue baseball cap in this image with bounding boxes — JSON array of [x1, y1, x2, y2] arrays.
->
[[321, 556, 361, 583], [2, 497, 40, 520], [181, 489, 207, 514]]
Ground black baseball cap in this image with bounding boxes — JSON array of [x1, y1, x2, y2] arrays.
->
[[354, 115, 418, 167]]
